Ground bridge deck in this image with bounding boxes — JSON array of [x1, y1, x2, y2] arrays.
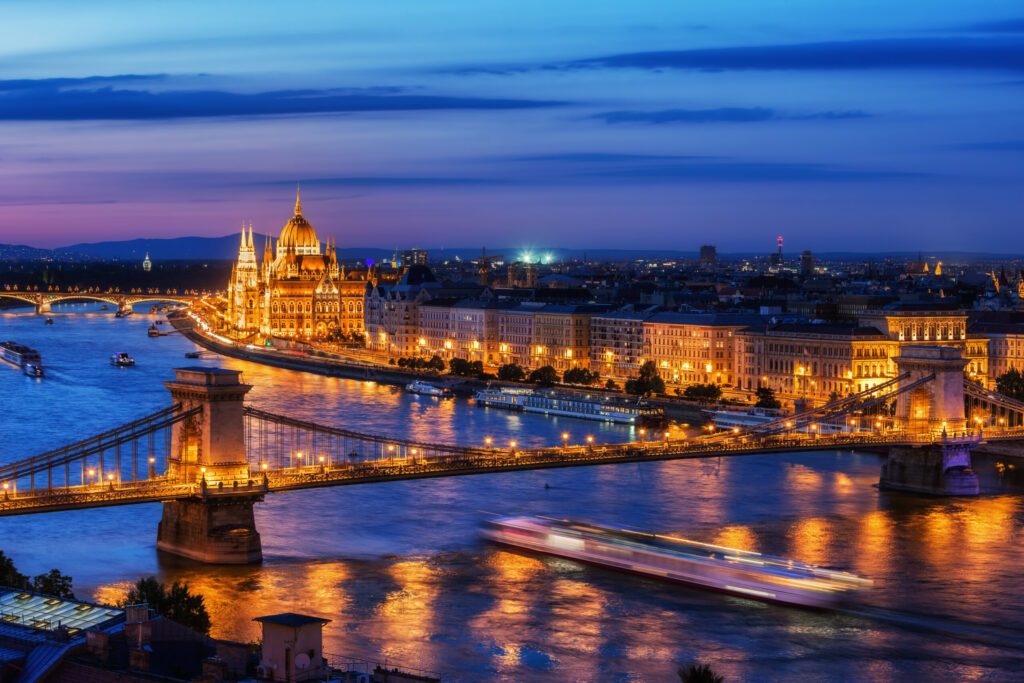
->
[[0, 431, 1004, 517]]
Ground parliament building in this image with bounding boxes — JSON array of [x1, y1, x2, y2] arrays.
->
[[226, 191, 369, 340]]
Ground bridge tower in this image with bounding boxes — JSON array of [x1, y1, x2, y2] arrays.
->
[[157, 367, 264, 563], [880, 346, 980, 496]]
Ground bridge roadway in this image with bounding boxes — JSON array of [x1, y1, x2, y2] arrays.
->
[[0, 289, 193, 312], [0, 429, 1007, 517]]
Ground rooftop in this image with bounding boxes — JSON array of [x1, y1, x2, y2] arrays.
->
[[0, 589, 123, 635], [254, 613, 331, 628]]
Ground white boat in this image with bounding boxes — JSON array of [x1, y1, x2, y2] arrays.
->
[[703, 407, 852, 434], [0, 341, 44, 378], [405, 380, 451, 397], [473, 386, 664, 425], [483, 516, 871, 609], [110, 352, 135, 367]]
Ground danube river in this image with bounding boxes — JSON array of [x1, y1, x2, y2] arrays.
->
[[1, 305, 1023, 681]]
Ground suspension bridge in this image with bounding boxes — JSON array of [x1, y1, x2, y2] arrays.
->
[[0, 346, 1022, 563]]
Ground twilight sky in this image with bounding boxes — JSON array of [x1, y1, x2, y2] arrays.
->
[[1, 1, 1022, 252]]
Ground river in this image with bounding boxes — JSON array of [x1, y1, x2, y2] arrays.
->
[[0, 305, 1022, 681]]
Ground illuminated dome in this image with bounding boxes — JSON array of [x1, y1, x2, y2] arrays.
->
[[276, 188, 320, 256]]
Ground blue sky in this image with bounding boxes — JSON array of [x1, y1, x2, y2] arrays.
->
[[1, 0, 1022, 251]]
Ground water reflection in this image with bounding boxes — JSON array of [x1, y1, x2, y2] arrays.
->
[[0, 308, 1023, 680]]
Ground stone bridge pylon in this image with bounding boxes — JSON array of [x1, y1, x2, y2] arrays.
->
[[881, 346, 980, 496], [157, 367, 265, 564]]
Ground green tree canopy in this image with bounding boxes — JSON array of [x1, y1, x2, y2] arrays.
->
[[124, 577, 212, 635], [32, 569, 75, 599], [625, 361, 666, 396], [997, 369, 1024, 402], [497, 363, 526, 382], [563, 367, 599, 385], [754, 386, 781, 409], [682, 383, 723, 403], [528, 365, 560, 387]]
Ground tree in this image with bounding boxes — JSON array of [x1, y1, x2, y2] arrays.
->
[[682, 383, 722, 403], [528, 365, 560, 387], [564, 367, 599, 385], [625, 361, 665, 396], [427, 355, 446, 372], [32, 569, 74, 599], [754, 386, 781, 410], [605, 378, 620, 391], [0, 551, 27, 589], [997, 369, 1024, 402], [678, 663, 724, 683], [124, 577, 212, 635], [498, 363, 526, 382]]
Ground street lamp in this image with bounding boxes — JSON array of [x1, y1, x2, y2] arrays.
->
[[484, 436, 493, 448], [638, 428, 647, 443], [561, 432, 570, 448], [586, 435, 595, 447]]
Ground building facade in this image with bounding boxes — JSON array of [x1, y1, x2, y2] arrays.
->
[[225, 192, 368, 341]]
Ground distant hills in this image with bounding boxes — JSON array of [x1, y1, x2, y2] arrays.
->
[[0, 234, 1019, 263]]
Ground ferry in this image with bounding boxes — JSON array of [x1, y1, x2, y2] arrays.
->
[[147, 324, 167, 337], [110, 352, 135, 367], [405, 380, 451, 397], [484, 516, 872, 609], [0, 341, 44, 378], [473, 386, 664, 425]]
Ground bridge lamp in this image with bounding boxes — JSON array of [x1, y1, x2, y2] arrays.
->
[[2, 483, 7, 490], [785, 421, 793, 429], [732, 427, 740, 434], [107, 473, 114, 481], [509, 440, 517, 450], [586, 435, 595, 445], [484, 437, 493, 448], [148, 457, 155, 464], [261, 462, 269, 471], [561, 432, 570, 447], [318, 455, 325, 463]]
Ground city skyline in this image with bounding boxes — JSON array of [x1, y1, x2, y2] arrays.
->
[[1, 1, 1023, 250]]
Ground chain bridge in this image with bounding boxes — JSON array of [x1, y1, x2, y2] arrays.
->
[[0, 289, 193, 315], [1, 346, 1022, 564]]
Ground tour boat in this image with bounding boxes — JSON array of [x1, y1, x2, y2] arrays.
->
[[114, 309, 132, 318], [703, 407, 851, 435], [110, 352, 135, 367], [483, 516, 872, 609], [405, 380, 451, 397], [473, 386, 664, 425], [0, 341, 44, 378], [147, 324, 167, 337]]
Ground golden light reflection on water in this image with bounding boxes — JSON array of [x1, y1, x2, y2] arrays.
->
[[94, 562, 351, 647], [468, 550, 546, 674], [367, 558, 440, 672], [545, 577, 607, 680], [833, 472, 855, 494], [788, 517, 832, 566], [854, 511, 893, 579], [786, 464, 824, 492], [712, 525, 759, 552]]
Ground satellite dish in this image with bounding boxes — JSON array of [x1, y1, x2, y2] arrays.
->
[[294, 653, 311, 669]]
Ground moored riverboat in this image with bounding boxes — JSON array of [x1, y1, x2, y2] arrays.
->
[[473, 386, 664, 425]]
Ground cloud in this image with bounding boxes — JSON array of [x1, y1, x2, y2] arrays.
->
[[967, 19, 1024, 33], [444, 36, 1024, 74], [589, 108, 871, 124], [574, 160, 925, 182], [0, 76, 565, 121], [951, 140, 1024, 151]]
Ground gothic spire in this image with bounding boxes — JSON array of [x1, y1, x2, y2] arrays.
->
[[294, 184, 302, 216]]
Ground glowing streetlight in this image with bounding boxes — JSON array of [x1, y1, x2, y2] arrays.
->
[[261, 462, 269, 471], [484, 436, 493, 448], [561, 432, 570, 448], [509, 440, 517, 450], [586, 435, 595, 445]]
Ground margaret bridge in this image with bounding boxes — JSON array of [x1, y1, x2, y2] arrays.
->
[[1, 346, 1023, 563], [0, 289, 194, 315]]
